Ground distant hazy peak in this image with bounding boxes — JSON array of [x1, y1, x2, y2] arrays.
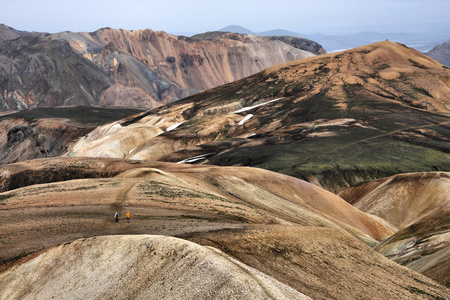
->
[[0, 24, 25, 41], [217, 25, 255, 35]]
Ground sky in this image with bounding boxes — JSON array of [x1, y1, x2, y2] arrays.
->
[[1, 0, 449, 36]]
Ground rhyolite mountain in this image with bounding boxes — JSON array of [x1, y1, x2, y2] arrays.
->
[[0, 24, 323, 111], [426, 39, 450, 67], [0, 24, 24, 41], [65, 41, 450, 193]]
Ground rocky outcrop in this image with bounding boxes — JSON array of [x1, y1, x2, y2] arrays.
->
[[0, 118, 92, 165], [0, 24, 23, 41], [0, 106, 145, 165], [268, 36, 327, 55]]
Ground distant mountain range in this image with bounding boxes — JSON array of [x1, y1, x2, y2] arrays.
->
[[426, 39, 450, 66], [218, 25, 449, 53], [0, 24, 323, 112]]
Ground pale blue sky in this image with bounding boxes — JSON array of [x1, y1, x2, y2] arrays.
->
[[1, 0, 449, 35]]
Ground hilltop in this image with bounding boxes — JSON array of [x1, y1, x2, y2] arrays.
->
[[65, 41, 450, 192]]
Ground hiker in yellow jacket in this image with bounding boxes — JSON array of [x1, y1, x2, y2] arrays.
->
[[126, 211, 130, 223]]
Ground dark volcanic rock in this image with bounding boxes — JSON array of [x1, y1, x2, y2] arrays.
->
[[0, 117, 92, 165], [268, 36, 327, 55], [0, 105, 145, 165]]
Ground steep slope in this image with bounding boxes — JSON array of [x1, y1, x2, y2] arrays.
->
[[52, 29, 317, 108], [0, 106, 144, 165], [0, 235, 310, 300], [267, 36, 327, 55], [0, 32, 113, 111], [426, 40, 450, 67], [66, 41, 450, 192], [339, 172, 450, 287]]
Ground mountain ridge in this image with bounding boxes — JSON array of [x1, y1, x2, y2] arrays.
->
[[64, 41, 450, 192], [0, 25, 323, 112], [426, 39, 450, 66], [218, 24, 449, 53]]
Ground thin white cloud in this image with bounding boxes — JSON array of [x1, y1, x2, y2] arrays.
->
[[0, 0, 448, 34]]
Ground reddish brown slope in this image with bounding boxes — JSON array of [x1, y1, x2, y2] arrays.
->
[[53, 29, 317, 108], [188, 226, 450, 300]]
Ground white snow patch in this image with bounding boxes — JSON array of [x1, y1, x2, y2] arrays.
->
[[167, 121, 185, 132], [128, 147, 136, 154], [232, 98, 284, 114], [177, 153, 215, 164], [238, 114, 254, 125], [330, 49, 349, 53]]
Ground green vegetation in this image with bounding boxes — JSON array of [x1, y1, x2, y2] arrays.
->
[[408, 59, 429, 69], [209, 119, 450, 187], [408, 287, 445, 300], [413, 86, 433, 97], [0, 193, 15, 204], [20, 183, 102, 196]]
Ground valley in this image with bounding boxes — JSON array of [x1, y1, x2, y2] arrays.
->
[[0, 158, 448, 299]]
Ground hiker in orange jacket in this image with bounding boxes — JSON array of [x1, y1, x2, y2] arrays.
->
[[126, 211, 130, 223]]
